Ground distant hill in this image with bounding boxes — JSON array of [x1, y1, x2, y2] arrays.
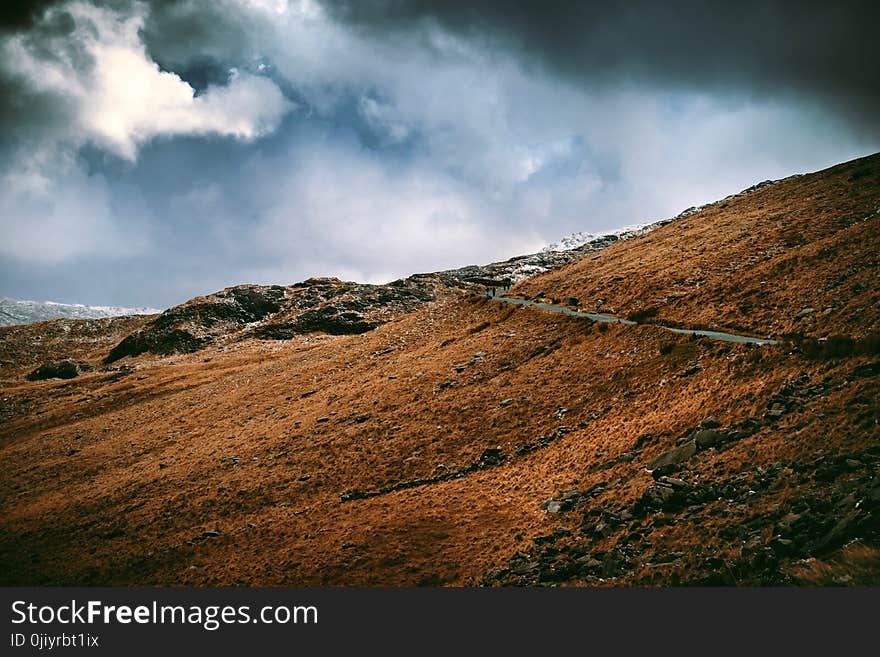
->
[[0, 296, 159, 327]]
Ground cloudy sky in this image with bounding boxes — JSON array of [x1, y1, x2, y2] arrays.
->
[[1, 1, 878, 308]]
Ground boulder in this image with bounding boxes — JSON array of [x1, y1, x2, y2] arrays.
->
[[638, 484, 678, 510], [693, 429, 724, 449], [656, 476, 690, 490], [543, 499, 563, 514], [26, 361, 88, 381], [477, 448, 506, 468], [647, 440, 697, 472]]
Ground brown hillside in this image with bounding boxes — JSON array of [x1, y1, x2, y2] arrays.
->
[[514, 154, 880, 340], [1, 153, 878, 586]]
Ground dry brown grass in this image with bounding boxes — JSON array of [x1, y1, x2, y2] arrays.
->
[[784, 543, 880, 586], [515, 153, 880, 340]]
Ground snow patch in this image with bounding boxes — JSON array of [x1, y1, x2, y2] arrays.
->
[[0, 296, 160, 327], [542, 221, 658, 253]]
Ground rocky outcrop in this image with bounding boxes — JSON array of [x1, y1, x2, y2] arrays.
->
[[105, 285, 286, 362], [646, 441, 698, 473], [483, 369, 880, 587], [250, 276, 439, 339], [252, 307, 380, 339], [485, 446, 880, 587], [101, 212, 679, 364], [436, 219, 675, 287], [105, 276, 450, 362], [442, 248, 595, 286], [26, 360, 91, 381]]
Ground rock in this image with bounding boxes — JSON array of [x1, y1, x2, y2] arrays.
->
[[677, 365, 701, 378], [538, 490, 587, 512], [26, 361, 88, 381], [271, 306, 382, 337], [765, 401, 787, 418], [593, 519, 611, 536], [316, 417, 330, 423], [566, 297, 580, 307], [499, 398, 514, 407], [795, 307, 816, 319], [106, 285, 287, 362], [808, 509, 862, 554], [637, 484, 680, 511], [511, 561, 540, 577], [647, 440, 697, 472], [700, 416, 720, 429], [477, 448, 506, 468], [769, 537, 795, 555], [775, 512, 803, 535], [693, 429, 724, 449], [577, 556, 603, 572], [741, 533, 764, 554], [657, 476, 690, 490], [601, 551, 622, 578], [543, 499, 563, 514]]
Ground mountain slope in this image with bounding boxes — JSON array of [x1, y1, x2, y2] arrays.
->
[[514, 154, 880, 340], [0, 153, 878, 587]]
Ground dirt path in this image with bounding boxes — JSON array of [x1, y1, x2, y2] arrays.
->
[[488, 288, 778, 345]]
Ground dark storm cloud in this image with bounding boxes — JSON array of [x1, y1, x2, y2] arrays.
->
[[0, 0, 58, 31], [321, 0, 880, 136], [1, 0, 877, 309], [0, 0, 273, 148], [0, 2, 93, 150], [139, 0, 268, 68]]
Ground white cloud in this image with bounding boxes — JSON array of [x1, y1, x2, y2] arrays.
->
[[358, 97, 412, 144], [3, 1, 293, 160], [251, 138, 545, 282], [0, 0, 294, 266]]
